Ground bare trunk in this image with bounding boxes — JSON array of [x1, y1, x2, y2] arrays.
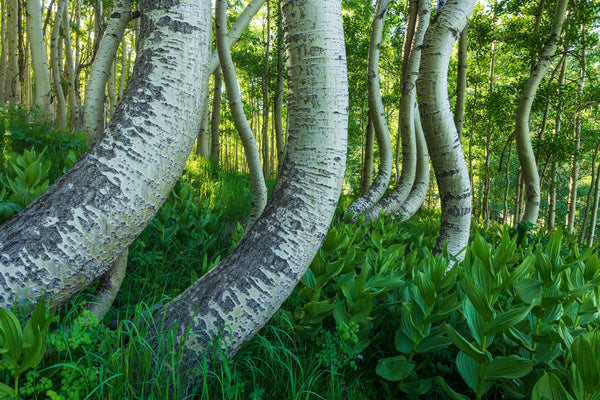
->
[[26, 0, 52, 119], [367, 0, 429, 219], [417, 0, 476, 263], [273, 13, 285, 174], [515, 0, 568, 225], [567, 26, 586, 234], [0, 0, 212, 309], [454, 25, 467, 140], [62, 2, 79, 130], [261, 1, 270, 178], [50, 0, 67, 130], [215, 0, 267, 225], [5, 0, 19, 103], [156, 0, 348, 379], [83, 0, 133, 144], [360, 116, 374, 194], [210, 68, 222, 161], [345, 0, 393, 219]]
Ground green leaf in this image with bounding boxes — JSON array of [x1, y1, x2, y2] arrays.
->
[[435, 376, 471, 400], [0, 308, 23, 364], [459, 276, 492, 320], [516, 279, 543, 304], [456, 351, 492, 394], [399, 378, 432, 395], [472, 234, 491, 270], [300, 267, 315, 289], [532, 373, 574, 400], [0, 381, 14, 397], [394, 329, 414, 354], [441, 324, 487, 363], [415, 333, 451, 354], [482, 355, 533, 379], [572, 336, 600, 392], [584, 253, 599, 281], [414, 273, 436, 306], [486, 306, 532, 335], [375, 355, 415, 382]]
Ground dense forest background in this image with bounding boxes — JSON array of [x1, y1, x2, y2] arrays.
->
[[1, 0, 600, 399]]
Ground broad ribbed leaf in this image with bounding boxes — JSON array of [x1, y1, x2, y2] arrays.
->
[[532, 373, 574, 400], [572, 336, 600, 392], [435, 376, 470, 400], [0, 308, 23, 364], [375, 355, 414, 382], [486, 306, 531, 335], [0, 381, 14, 397], [441, 324, 486, 363], [516, 279, 543, 304], [460, 276, 492, 320], [394, 329, 414, 354], [482, 355, 533, 379], [457, 351, 483, 393], [414, 273, 436, 306], [416, 333, 451, 354]]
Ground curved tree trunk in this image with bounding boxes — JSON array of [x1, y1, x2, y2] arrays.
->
[[273, 14, 286, 174], [50, 0, 67, 130], [26, 0, 52, 120], [5, 0, 19, 103], [216, 0, 267, 225], [345, 0, 393, 219], [62, 2, 80, 130], [417, 0, 475, 263], [514, 0, 568, 225], [196, 96, 211, 158], [261, 1, 270, 178], [567, 26, 586, 234], [210, 67, 222, 161], [360, 116, 375, 194], [366, 0, 429, 219], [0, 0, 212, 309], [396, 106, 429, 221], [83, 0, 133, 144], [155, 0, 348, 378], [454, 25, 467, 140]]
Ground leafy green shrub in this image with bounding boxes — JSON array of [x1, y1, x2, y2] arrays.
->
[[0, 299, 54, 399], [0, 147, 51, 207]]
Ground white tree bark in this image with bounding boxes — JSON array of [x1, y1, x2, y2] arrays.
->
[[367, 0, 429, 219], [5, 0, 19, 103], [346, 0, 393, 219], [417, 0, 476, 263], [83, 0, 133, 144], [62, 2, 80, 130], [215, 0, 267, 225], [396, 106, 429, 221], [50, 0, 67, 130], [26, 0, 52, 120], [155, 0, 348, 375], [0, 0, 212, 309], [515, 0, 568, 225]]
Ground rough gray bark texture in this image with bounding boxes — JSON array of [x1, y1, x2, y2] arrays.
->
[[155, 0, 348, 377], [367, 0, 429, 220], [396, 108, 429, 221], [417, 0, 476, 263], [0, 0, 212, 309], [345, 0, 393, 219]]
